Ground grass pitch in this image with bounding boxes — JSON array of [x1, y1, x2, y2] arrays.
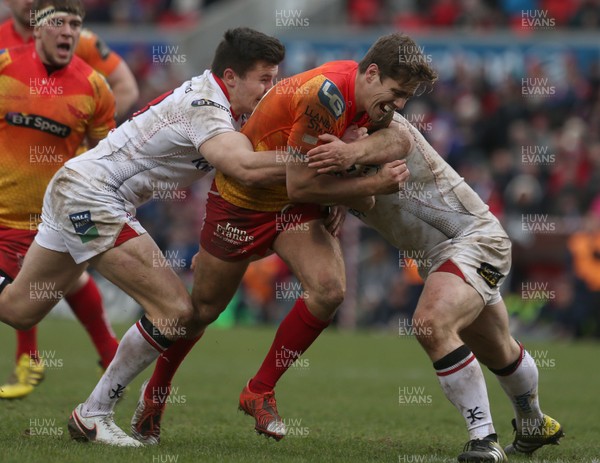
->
[[0, 318, 598, 463]]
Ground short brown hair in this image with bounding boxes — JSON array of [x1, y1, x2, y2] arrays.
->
[[32, 0, 85, 21], [211, 28, 285, 78], [359, 33, 437, 93]]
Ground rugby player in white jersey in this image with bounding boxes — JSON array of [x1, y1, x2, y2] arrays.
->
[[302, 112, 565, 462], [0, 27, 406, 446], [0, 27, 286, 447]]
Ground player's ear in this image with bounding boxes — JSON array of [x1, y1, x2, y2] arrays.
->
[[365, 63, 380, 84], [222, 68, 237, 87], [33, 26, 42, 40]]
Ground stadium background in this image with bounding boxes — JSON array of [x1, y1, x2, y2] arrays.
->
[[1, 1, 600, 462], [0, 0, 595, 334], [2, 0, 597, 339], [3, 0, 592, 340]]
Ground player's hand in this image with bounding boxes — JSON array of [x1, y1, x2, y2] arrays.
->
[[307, 134, 357, 174], [341, 124, 368, 144], [375, 160, 410, 195], [324, 205, 347, 237]]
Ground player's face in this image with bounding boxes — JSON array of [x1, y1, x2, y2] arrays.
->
[[233, 62, 278, 114], [6, 0, 34, 28], [34, 13, 82, 68], [364, 66, 417, 122]]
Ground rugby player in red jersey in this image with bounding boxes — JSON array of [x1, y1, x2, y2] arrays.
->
[[0, 0, 117, 400], [0, 0, 138, 399], [132, 32, 426, 445]]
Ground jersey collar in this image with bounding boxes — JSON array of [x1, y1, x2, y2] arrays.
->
[[211, 73, 240, 121]]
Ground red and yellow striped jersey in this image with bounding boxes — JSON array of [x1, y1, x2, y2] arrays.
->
[[0, 44, 116, 229], [215, 60, 368, 211]]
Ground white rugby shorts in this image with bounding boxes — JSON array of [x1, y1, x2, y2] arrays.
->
[[35, 168, 147, 264], [423, 231, 512, 306]]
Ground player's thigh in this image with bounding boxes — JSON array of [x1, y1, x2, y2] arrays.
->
[[459, 299, 520, 368], [0, 241, 86, 327], [273, 219, 345, 316], [191, 246, 250, 316], [415, 271, 485, 334], [90, 234, 192, 323]]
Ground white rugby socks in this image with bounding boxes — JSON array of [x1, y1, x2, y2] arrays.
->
[[491, 342, 544, 432], [81, 317, 171, 417], [434, 345, 495, 440]]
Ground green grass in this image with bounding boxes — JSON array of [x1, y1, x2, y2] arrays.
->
[[0, 318, 598, 462]]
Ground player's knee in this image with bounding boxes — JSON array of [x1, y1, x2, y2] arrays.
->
[[411, 312, 447, 350], [191, 296, 225, 327], [195, 309, 220, 328], [310, 278, 345, 311], [3, 312, 38, 331], [163, 295, 195, 339], [181, 311, 205, 338]]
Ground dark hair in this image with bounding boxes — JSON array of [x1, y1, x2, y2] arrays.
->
[[359, 33, 437, 93], [33, 0, 85, 20], [211, 27, 285, 78]]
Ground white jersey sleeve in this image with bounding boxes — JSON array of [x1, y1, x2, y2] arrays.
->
[[63, 70, 242, 207], [358, 113, 507, 254]]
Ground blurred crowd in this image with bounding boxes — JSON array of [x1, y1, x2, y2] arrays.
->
[[82, 0, 210, 26], [349, 0, 600, 30]]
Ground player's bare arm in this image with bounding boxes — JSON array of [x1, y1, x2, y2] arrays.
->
[[106, 61, 139, 119], [199, 131, 286, 187], [306, 121, 413, 174], [286, 147, 409, 211]]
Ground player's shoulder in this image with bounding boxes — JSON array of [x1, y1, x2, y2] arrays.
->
[[182, 71, 233, 116], [76, 28, 111, 60], [0, 47, 10, 72], [0, 44, 32, 73], [74, 28, 121, 77], [314, 60, 358, 87], [319, 60, 359, 74], [68, 54, 95, 79], [294, 63, 355, 121], [296, 60, 356, 85], [0, 46, 13, 70], [69, 55, 110, 95]]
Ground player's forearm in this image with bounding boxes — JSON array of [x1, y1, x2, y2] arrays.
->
[[353, 124, 412, 164], [288, 174, 380, 204], [239, 151, 286, 186]]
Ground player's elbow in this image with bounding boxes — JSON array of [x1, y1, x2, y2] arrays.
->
[[237, 169, 264, 188], [113, 83, 139, 119], [392, 126, 413, 160]]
